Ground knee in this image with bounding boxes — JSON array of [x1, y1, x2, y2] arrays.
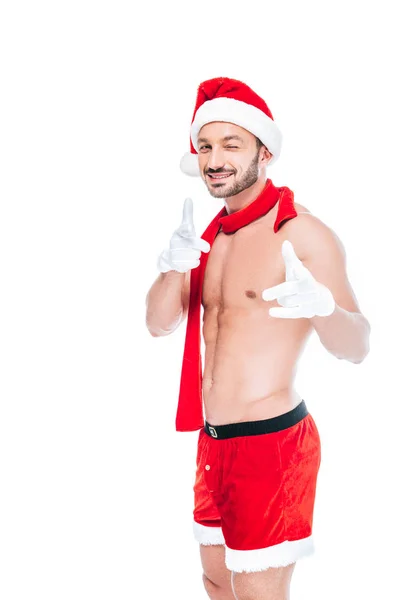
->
[[202, 572, 235, 600], [202, 573, 219, 598]]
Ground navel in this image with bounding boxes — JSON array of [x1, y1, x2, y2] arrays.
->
[[245, 290, 257, 299]]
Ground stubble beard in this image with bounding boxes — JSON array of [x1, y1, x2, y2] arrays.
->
[[204, 150, 261, 199]]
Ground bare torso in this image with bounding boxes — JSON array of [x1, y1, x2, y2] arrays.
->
[[201, 202, 313, 425]]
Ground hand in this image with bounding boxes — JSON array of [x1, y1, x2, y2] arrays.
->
[[157, 197, 210, 273], [261, 240, 336, 318]]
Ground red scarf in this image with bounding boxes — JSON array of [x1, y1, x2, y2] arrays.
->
[[175, 178, 298, 431]]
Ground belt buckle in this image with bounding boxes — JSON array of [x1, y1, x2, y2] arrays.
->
[[208, 426, 218, 438]]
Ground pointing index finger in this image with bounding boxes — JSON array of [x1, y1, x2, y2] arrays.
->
[[282, 240, 305, 280], [282, 240, 301, 264], [177, 197, 196, 238], [181, 197, 194, 226]]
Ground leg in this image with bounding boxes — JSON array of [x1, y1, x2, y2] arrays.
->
[[231, 562, 296, 600], [200, 543, 236, 600], [219, 412, 320, 592]]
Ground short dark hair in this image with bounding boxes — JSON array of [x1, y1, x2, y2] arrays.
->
[[255, 136, 272, 158], [255, 136, 264, 151]]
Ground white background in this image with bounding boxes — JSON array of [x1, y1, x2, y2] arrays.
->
[[0, 1, 398, 598]]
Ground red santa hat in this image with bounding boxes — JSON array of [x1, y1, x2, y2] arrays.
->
[[180, 77, 282, 177]]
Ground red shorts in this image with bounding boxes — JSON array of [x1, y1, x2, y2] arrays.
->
[[192, 400, 321, 573]]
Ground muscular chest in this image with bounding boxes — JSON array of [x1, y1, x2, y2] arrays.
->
[[202, 221, 286, 311]]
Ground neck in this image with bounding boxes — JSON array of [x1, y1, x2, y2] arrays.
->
[[223, 175, 268, 215]]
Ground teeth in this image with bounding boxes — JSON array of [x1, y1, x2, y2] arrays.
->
[[209, 173, 232, 179]]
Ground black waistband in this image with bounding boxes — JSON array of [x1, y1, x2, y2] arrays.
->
[[204, 400, 308, 439]]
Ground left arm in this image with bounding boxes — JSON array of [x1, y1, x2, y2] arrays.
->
[[294, 215, 371, 363], [262, 214, 371, 363], [310, 303, 371, 363]]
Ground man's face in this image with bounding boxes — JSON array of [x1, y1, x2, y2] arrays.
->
[[196, 122, 272, 198]]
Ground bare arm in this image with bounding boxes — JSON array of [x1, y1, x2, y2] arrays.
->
[[145, 197, 208, 337], [145, 269, 191, 337], [287, 213, 371, 363]]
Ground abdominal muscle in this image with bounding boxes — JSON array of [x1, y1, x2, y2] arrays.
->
[[201, 306, 312, 426], [199, 208, 313, 427]]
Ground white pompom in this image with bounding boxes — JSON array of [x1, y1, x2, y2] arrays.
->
[[179, 152, 201, 177]]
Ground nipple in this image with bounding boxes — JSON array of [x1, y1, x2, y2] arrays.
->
[[245, 290, 257, 299]]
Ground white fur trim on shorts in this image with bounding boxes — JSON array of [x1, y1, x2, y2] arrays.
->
[[193, 521, 226, 545], [225, 535, 315, 573]]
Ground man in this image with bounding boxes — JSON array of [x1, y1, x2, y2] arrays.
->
[[145, 77, 370, 600]]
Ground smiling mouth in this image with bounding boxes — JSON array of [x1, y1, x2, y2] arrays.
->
[[207, 172, 234, 181]]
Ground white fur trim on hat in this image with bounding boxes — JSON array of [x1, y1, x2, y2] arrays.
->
[[180, 96, 282, 176]]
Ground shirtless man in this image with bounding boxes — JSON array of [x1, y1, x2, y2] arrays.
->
[[145, 78, 370, 600]]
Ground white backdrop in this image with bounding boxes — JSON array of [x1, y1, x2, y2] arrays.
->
[[1, 1, 398, 598]]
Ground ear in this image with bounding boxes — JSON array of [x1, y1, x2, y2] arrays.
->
[[259, 146, 273, 166]]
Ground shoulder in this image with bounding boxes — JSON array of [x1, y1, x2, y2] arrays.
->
[[282, 203, 346, 263], [293, 201, 312, 215]]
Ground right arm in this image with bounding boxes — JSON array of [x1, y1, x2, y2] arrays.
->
[[145, 197, 209, 337], [145, 269, 190, 337]]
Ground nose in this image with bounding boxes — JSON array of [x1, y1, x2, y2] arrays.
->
[[206, 147, 226, 171]]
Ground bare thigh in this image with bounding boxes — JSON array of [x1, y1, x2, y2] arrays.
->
[[200, 543, 233, 591], [232, 563, 296, 599]]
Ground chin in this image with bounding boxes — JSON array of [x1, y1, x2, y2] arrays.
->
[[206, 184, 232, 199], [205, 175, 236, 197], [209, 190, 227, 199]]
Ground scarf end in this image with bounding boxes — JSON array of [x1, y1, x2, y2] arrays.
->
[[175, 423, 204, 432]]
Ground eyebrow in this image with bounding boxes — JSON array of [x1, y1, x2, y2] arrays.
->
[[197, 134, 245, 144]]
